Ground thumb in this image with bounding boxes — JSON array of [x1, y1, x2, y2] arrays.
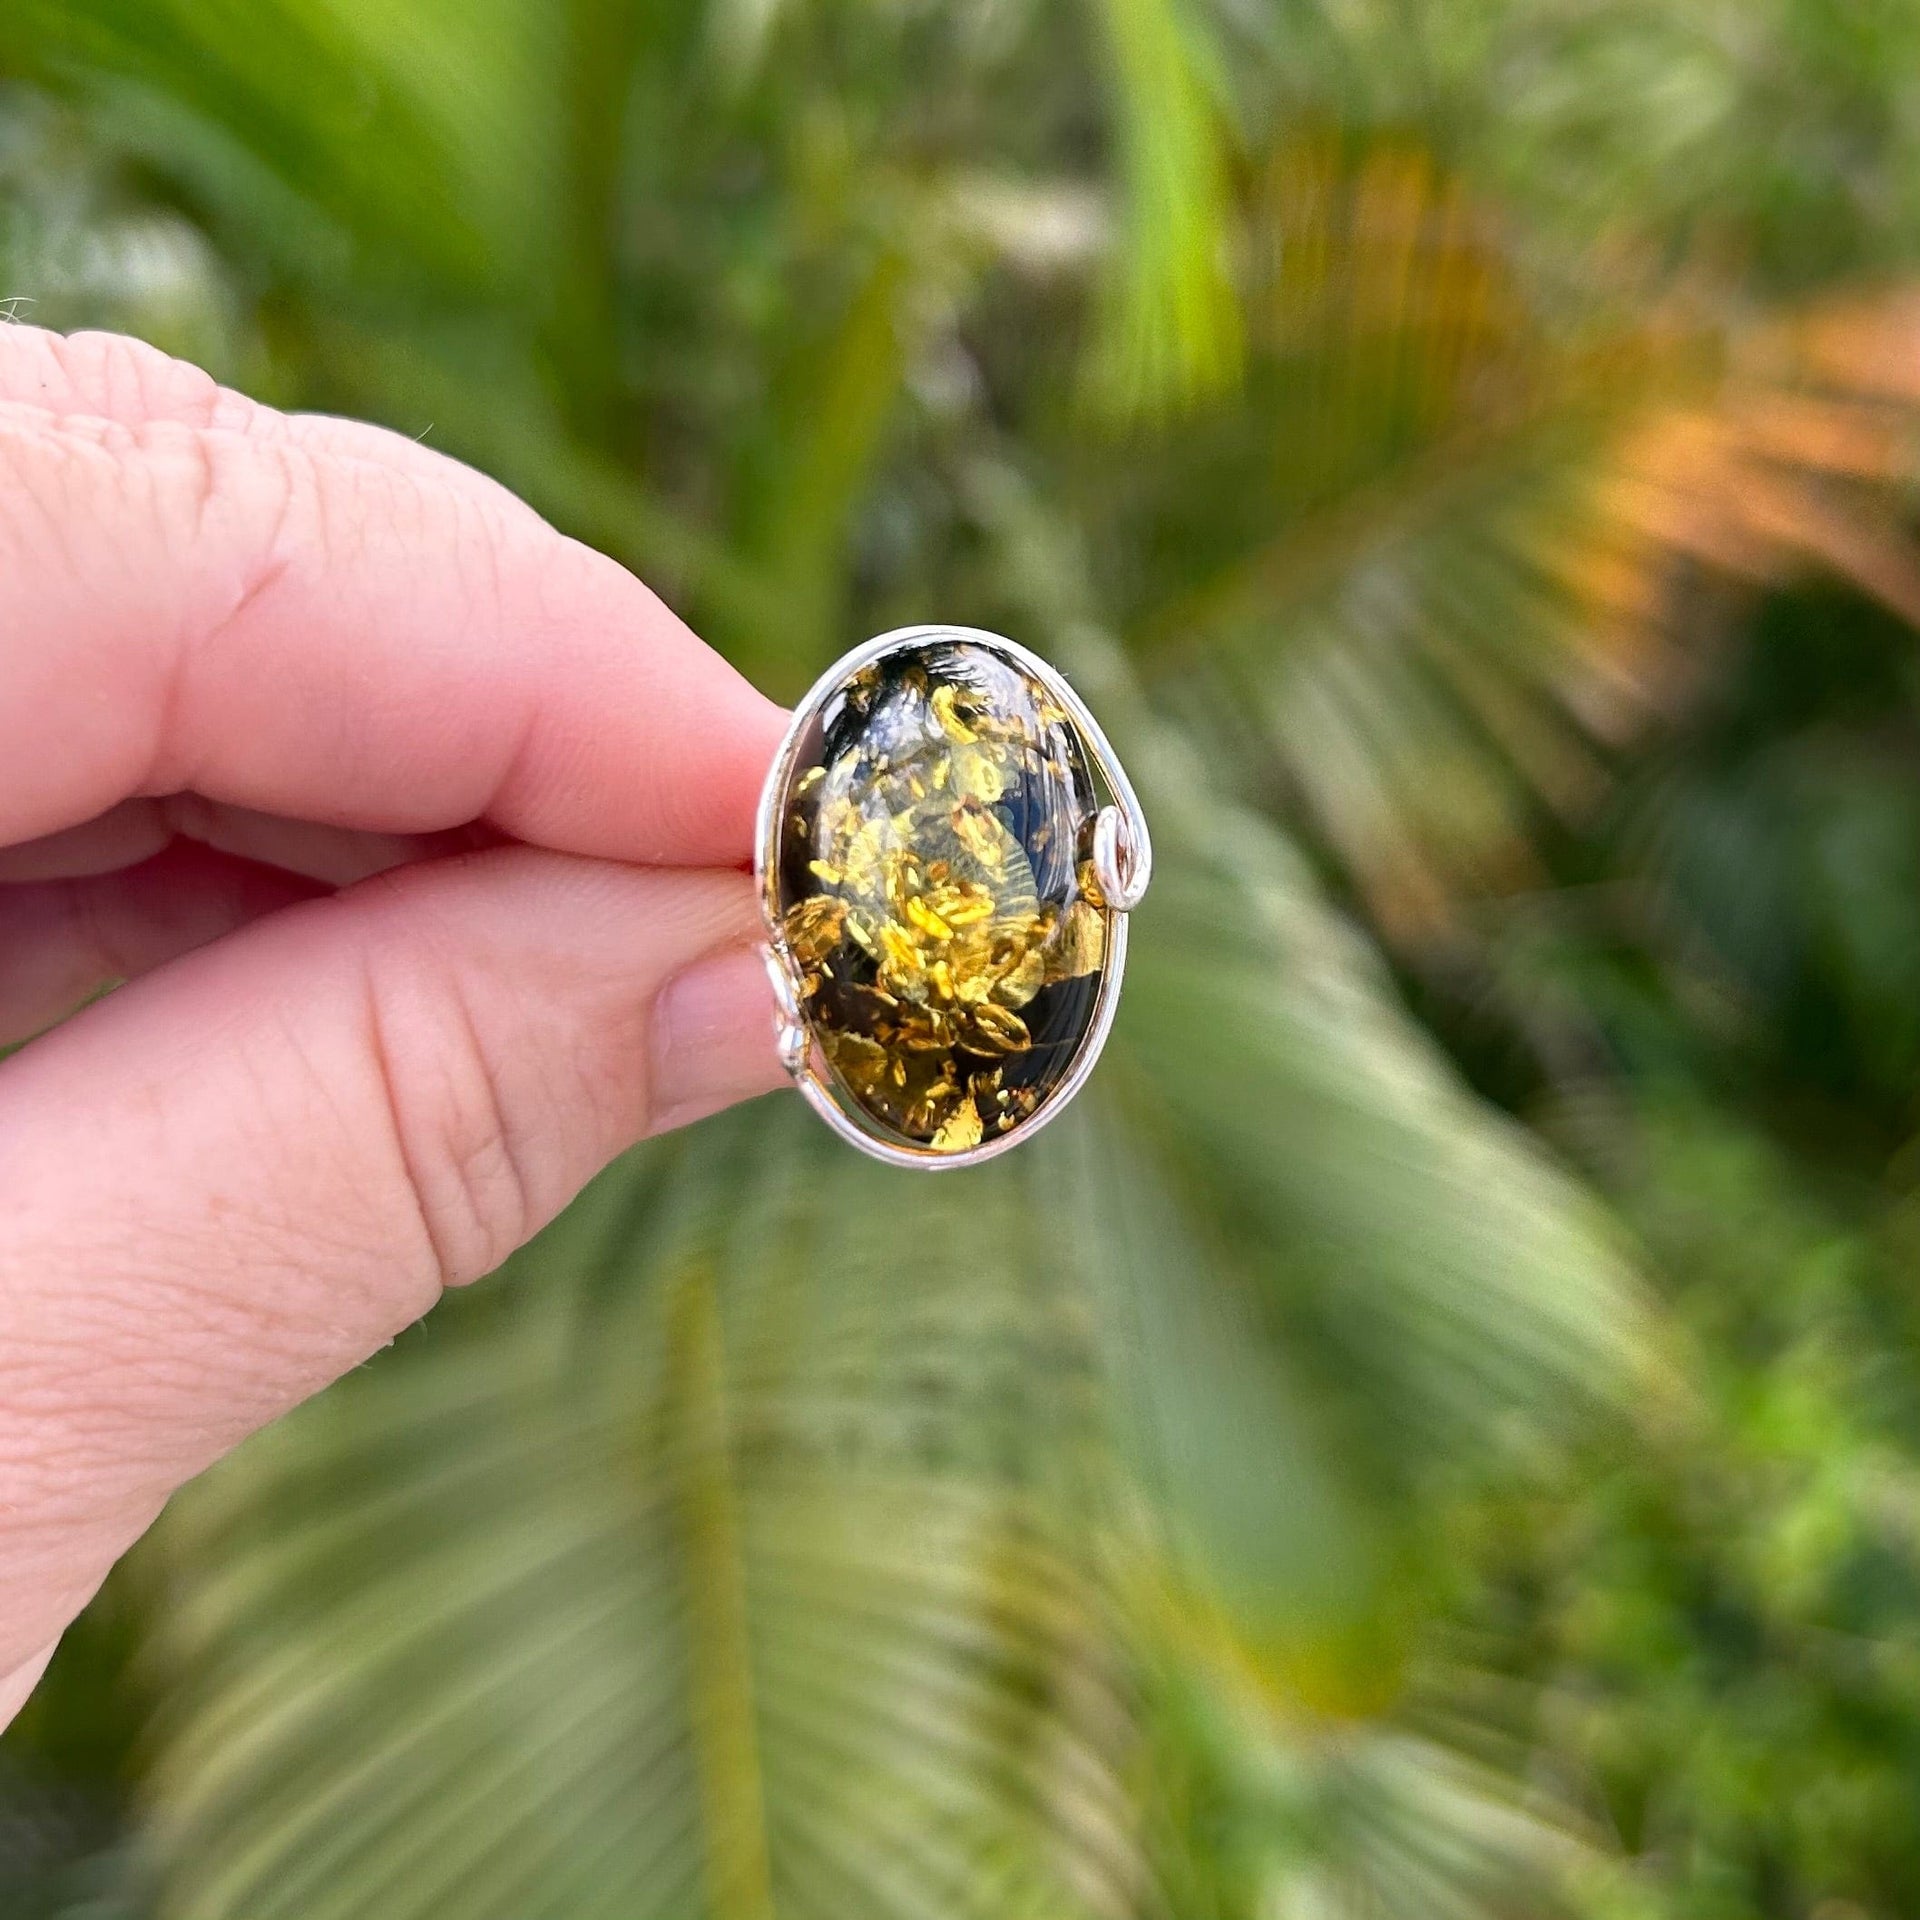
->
[[0, 846, 780, 1692]]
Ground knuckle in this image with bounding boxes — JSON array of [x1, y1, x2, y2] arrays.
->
[[0, 402, 267, 580], [0, 405, 304, 792], [162, 419, 293, 550], [135, 423, 304, 634], [0, 324, 258, 433], [353, 902, 543, 1288]]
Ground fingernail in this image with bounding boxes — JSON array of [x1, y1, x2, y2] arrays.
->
[[649, 943, 786, 1135]]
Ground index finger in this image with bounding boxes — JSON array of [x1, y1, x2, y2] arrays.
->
[[0, 334, 785, 863]]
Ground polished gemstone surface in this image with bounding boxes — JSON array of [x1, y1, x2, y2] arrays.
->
[[769, 639, 1109, 1154]]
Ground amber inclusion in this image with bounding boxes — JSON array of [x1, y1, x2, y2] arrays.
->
[[769, 639, 1110, 1155]]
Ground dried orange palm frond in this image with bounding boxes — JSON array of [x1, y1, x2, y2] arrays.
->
[[1128, 134, 1920, 939]]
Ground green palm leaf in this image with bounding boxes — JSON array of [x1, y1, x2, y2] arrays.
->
[[1080, 0, 1240, 416]]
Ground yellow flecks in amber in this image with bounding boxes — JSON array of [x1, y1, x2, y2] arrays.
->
[[877, 922, 921, 977], [784, 894, 848, 965], [1047, 900, 1106, 982], [931, 1101, 984, 1152], [937, 883, 994, 927], [777, 642, 1109, 1152], [992, 944, 1047, 1005], [948, 747, 1007, 804], [824, 1029, 886, 1084], [950, 797, 1008, 871], [931, 682, 980, 743], [968, 1002, 1031, 1053], [905, 894, 955, 941]]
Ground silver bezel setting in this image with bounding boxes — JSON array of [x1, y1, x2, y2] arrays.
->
[[755, 624, 1151, 1170]]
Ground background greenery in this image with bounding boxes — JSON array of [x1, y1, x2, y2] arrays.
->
[[6, 1, 1920, 1913]]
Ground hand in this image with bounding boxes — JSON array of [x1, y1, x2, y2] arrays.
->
[[0, 328, 789, 1728]]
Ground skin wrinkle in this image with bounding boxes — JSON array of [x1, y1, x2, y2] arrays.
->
[[349, 860, 510, 1286], [0, 1270, 405, 1566], [21, 328, 517, 511], [26, 329, 227, 435], [351, 855, 656, 1290], [175, 403, 225, 552], [149, 431, 301, 800], [275, 935, 448, 1320], [362, 941, 529, 1292], [4, 1324, 241, 1475], [7, 1165, 408, 1430], [343, 855, 669, 1289], [436, 977, 539, 1286], [160, 558, 301, 796], [472, 532, 554, 857], [322, 469, 510, 823], [82, 329, 209, 426], [137, 338, 223, 425], [0, 414, 88, 607]]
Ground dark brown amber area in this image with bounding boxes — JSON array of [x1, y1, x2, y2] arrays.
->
[[770, 639, 1108, 1154]]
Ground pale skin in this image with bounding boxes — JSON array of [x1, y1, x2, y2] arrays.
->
[[0, 327, 792, 1730]]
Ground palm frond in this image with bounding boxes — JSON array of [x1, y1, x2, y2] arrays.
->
[[2, 0, 550, 295], [1079, 0, 1240, 417], [141, 1107, 1146, 1920], [1111, 135, 1920, 939]]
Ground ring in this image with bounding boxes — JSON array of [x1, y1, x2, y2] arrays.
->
[[756, 624, 1151, 1168]]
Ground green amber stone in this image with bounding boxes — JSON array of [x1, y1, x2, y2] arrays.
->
[[770, 638, 1112, 1155]]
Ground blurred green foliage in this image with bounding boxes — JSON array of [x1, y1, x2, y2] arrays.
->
[[7, 1, 1920, 1915]]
